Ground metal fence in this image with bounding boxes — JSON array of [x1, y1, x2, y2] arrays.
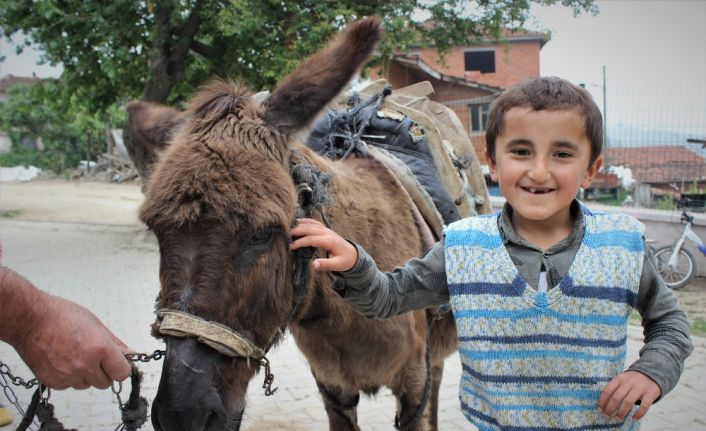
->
[[439, 83, 706, 210]]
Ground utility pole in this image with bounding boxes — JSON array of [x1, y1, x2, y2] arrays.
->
[[603, 65, 608, 167]]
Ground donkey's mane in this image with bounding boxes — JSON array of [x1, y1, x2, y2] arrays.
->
[[140, 81, 295, 233]]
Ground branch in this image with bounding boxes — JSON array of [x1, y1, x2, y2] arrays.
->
[[190, 39, 217, 60]]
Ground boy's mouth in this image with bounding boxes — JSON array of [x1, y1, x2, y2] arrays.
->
[[521, 186, 555, 194]]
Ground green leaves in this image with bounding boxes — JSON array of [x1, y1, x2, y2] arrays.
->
[[0, 81, 123, 172], [1, 0, 597, 107], [0, 0, 596, 164]]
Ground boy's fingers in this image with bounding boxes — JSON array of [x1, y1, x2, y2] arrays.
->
[[598, 380, 618, 411], [295, 218, 321, 226], [312, 257, 343, 271], [290, 234, 327, 250], [291, 218, 323, 233], [603, 385, 629, 417], [290, 224, 327, 240], [632, 395, 654, 420], [615, 390, 638, 419]]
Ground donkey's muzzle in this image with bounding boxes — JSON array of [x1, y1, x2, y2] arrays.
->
[[151, 337, 229, 431]]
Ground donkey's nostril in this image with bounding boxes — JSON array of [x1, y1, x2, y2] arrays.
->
[[152, 404, 225, 431]]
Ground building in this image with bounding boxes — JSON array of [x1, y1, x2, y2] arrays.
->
[[375, 30, 550, 162], [606, 145, 706, 207]]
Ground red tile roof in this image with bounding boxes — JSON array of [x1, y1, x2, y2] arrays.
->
[[0, 74, 42, 93], [590, 172, 619, 189], [606, 145, 706, 184]]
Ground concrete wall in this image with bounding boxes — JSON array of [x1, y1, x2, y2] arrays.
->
[[490, 196, 706, 277]]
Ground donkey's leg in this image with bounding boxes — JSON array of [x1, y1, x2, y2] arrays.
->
[[392, 353, 432, 431], [315, 380, 361, 431], [426, 363, 444, 431]]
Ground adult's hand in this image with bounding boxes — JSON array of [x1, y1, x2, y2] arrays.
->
[[16, 293, 132, 389], [1, 267, 132, 389]]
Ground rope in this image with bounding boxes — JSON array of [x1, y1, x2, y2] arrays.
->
[[319, 87, 392, 161], [117, 364, 148, 431], [17, 386, 77, 431], [15, 388, 40, 431], [155, 309, 265, 359], [290, 153, 334, 227]]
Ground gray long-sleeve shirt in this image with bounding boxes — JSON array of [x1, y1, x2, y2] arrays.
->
[[335, 201, 693, 399]]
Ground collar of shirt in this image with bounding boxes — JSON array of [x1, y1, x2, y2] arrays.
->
[[497, 200, 585, 255]]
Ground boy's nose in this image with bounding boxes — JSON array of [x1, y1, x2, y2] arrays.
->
[[527, 158, 551, 182]]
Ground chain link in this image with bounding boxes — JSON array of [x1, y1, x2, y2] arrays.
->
[[124, 350, 165, 363], [0, 361, 39, 389], [0, 352, 165, 431], [0, 361, 39, 430]]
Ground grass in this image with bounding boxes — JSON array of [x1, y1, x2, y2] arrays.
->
[[628, 310, 640, 325], [629, 310, 705, 337], [691, 317, 706, 337], [0, 209, 23, 218]]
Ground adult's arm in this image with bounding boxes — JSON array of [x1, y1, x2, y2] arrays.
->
[[0, 265, 131, 389]]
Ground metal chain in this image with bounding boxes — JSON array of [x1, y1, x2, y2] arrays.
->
[[0, 361, 39, 389], [111, 380, 126, 431], [124, 350, 166, 363], [0, 351, 165, 431], [0, 360, 40, 430]]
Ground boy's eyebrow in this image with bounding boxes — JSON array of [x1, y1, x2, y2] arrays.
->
[[553, 141, 580, 151], [506, 138, 533, 146]]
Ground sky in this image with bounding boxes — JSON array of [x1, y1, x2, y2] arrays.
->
[[0, 31, 61, 79], [528, 0, 706, 140]]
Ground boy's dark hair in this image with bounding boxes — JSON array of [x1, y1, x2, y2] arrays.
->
[[485, 76, 603, 165]]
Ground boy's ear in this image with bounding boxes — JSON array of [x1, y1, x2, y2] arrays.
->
[[485, 150, 498, 182], [581, 154, 604, 189]]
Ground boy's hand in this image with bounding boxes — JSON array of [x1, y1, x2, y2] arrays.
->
[[598, 370, 661, 420], [290, 218, 357, 272]]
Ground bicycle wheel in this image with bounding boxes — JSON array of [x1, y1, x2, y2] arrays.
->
[[653, 246, 696, 289]]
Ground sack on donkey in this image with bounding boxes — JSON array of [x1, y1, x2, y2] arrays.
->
[[306, 79, 491, 238]]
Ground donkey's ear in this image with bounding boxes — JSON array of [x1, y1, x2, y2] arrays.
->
[[126, 101, 184, 152], [262, 17, 382, 137]]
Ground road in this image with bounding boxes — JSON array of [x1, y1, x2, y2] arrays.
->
[[0, 180, 704, 430]]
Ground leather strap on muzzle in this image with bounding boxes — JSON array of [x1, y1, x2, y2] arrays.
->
[[154, 309, 265, 359]]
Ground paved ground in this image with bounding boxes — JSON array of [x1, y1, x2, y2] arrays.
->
[[0, 180, 704, 430]]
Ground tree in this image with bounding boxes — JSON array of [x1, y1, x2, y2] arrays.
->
[[0, 0, 596, 183], [0, 81, 124, 172]]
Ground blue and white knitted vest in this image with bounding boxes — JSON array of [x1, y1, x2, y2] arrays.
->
[[444, 207, 644, 431]]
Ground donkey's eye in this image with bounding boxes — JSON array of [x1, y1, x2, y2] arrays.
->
[[249, 230, 273, 247]]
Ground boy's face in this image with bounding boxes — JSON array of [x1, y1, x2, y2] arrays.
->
[[486, 107, 602, 227]]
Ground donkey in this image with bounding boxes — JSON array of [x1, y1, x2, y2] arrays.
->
[[133, 18, 457, 431]]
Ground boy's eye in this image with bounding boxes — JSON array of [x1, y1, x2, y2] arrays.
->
[[555, 151, 574, 158], [510, 148, 530, 156]]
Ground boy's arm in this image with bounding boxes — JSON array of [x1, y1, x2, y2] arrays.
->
[[290, 218, 449, 318], [335, 241, 449, 318], [627, 247, 694, 399]]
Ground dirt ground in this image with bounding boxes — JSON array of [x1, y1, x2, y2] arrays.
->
[[2, 178, 706, 336]]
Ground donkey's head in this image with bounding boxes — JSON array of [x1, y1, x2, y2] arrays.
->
[[134, 18, 381, 431]]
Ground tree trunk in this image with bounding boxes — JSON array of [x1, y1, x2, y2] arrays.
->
[[124, 0, 203, 189]]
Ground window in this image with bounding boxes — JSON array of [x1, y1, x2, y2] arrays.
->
[[464, 50, 495, 74], [469, 103, 490, 133]]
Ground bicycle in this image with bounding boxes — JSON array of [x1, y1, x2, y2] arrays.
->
[[652, 209, 706, 289]]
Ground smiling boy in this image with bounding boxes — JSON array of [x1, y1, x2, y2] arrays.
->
[[290, 77, 692, 430]]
